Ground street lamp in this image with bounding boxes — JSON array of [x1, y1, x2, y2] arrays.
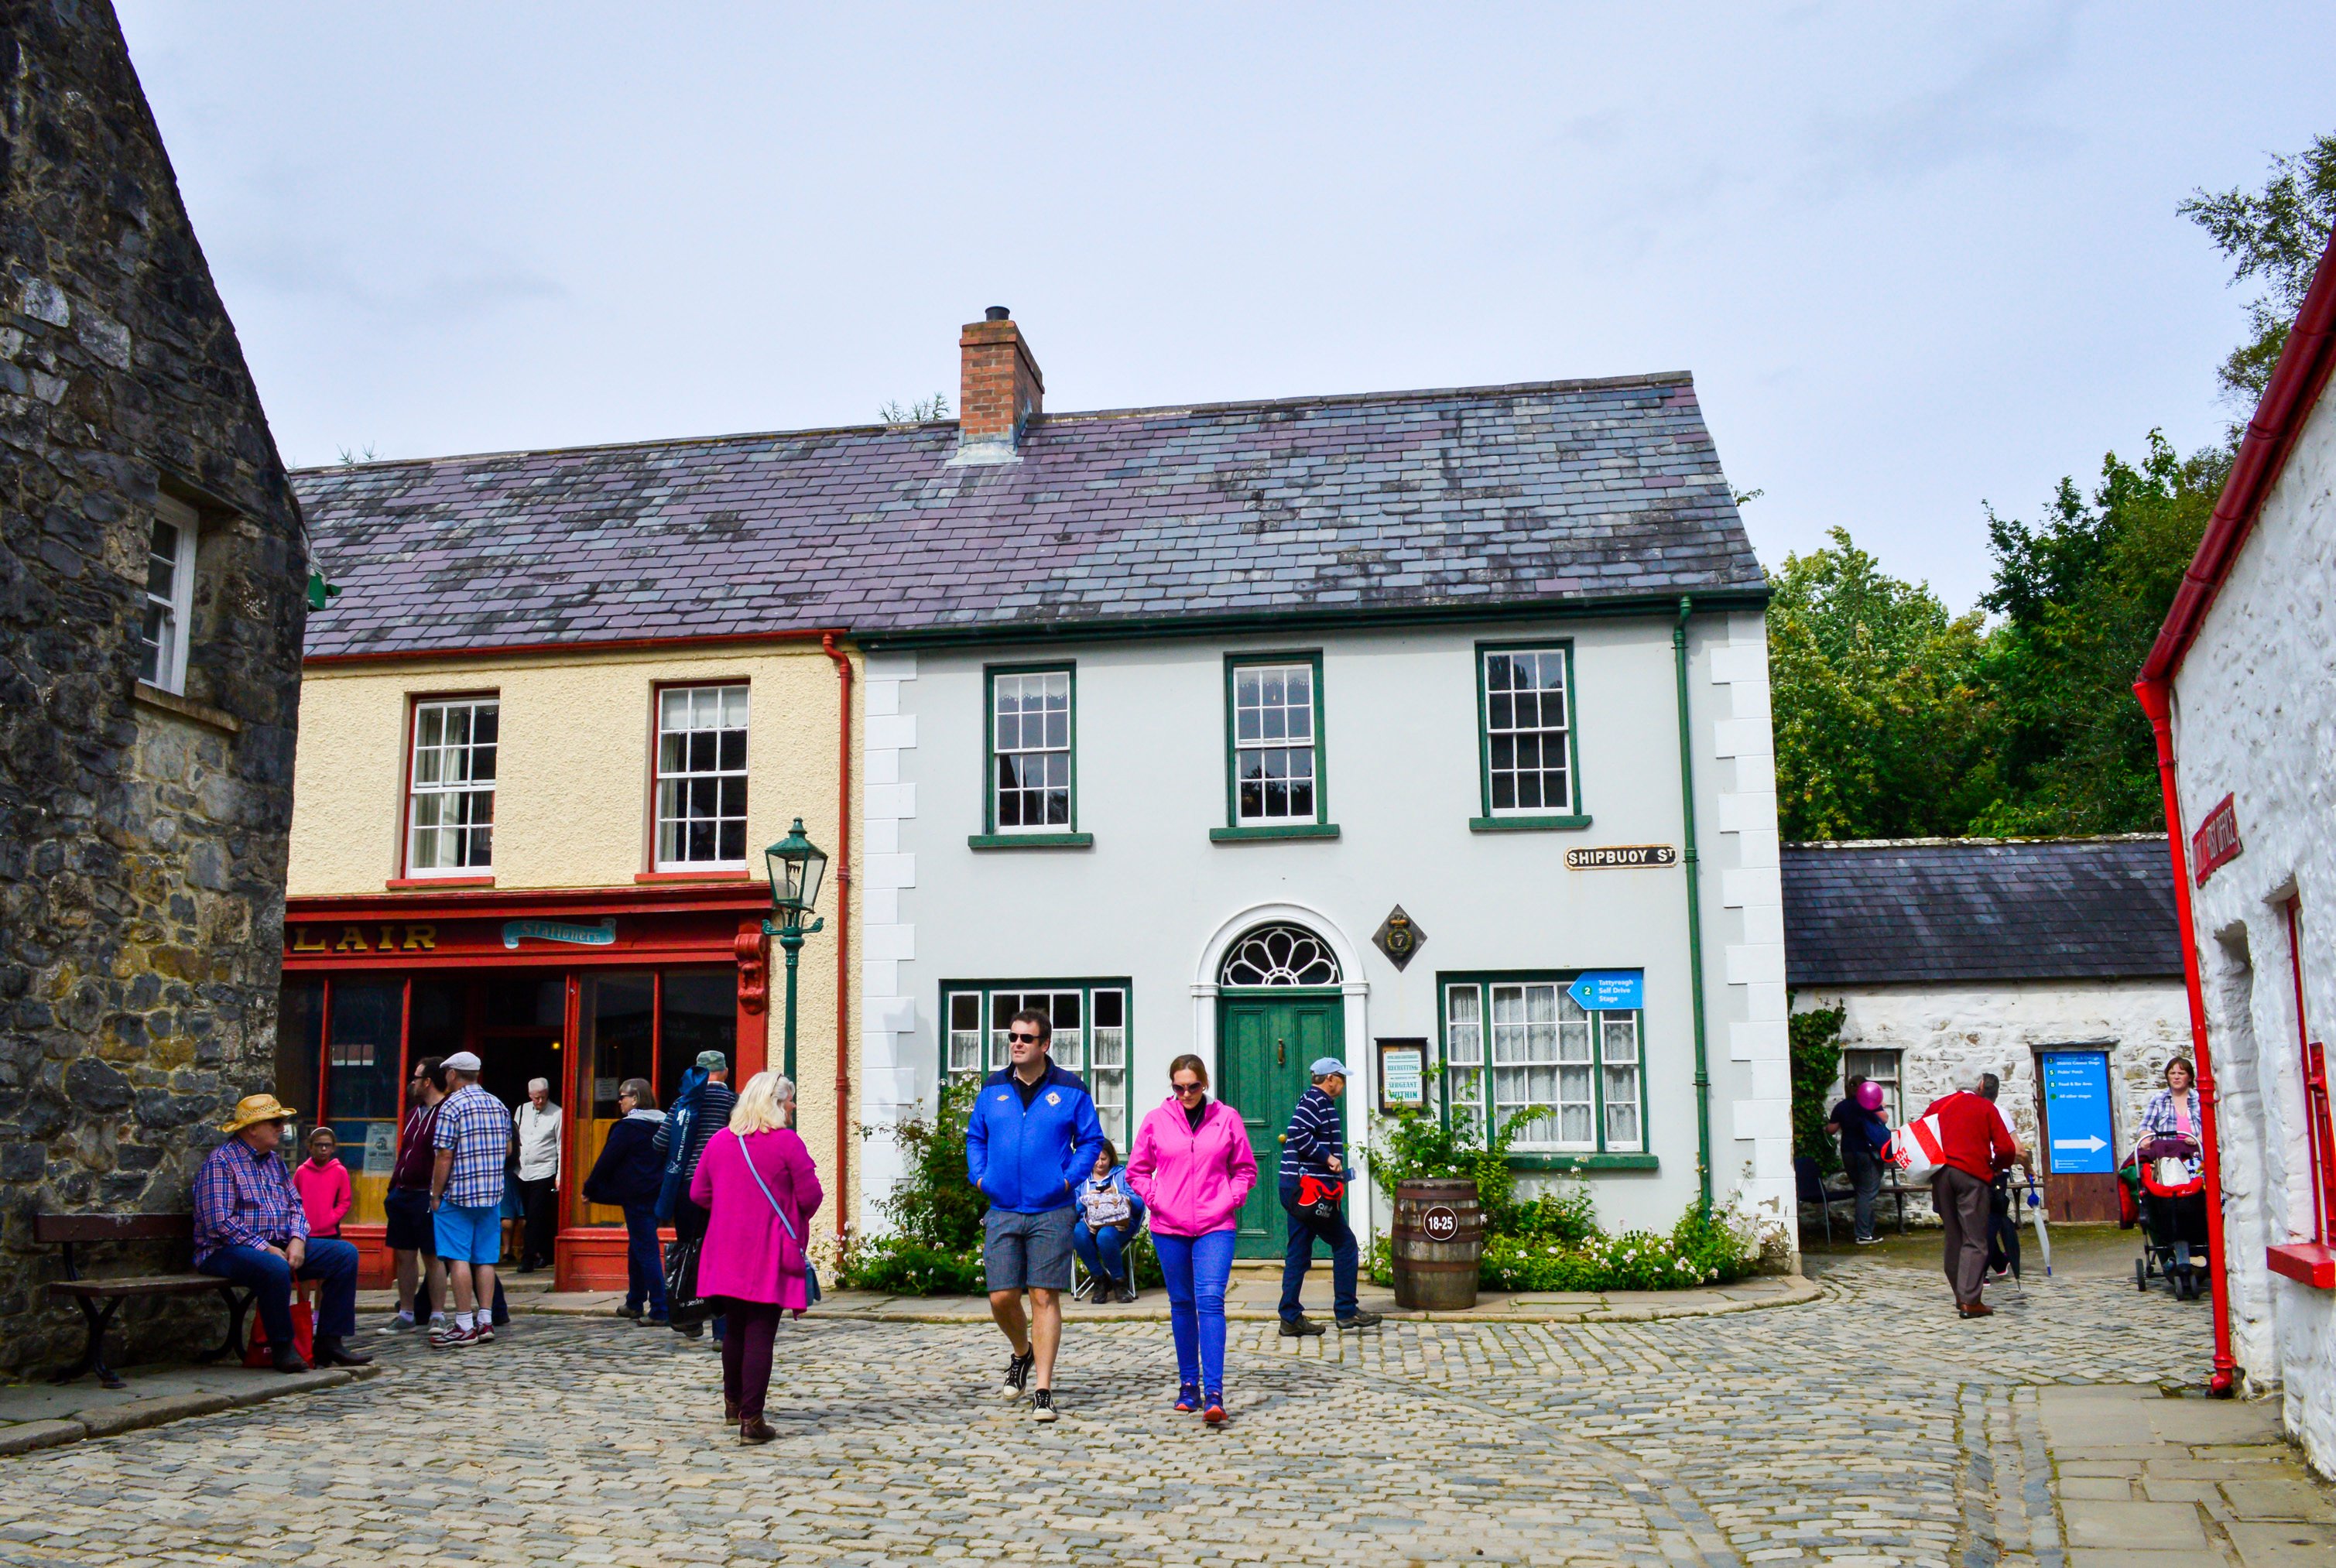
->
[[762, 818, 827, 1083]]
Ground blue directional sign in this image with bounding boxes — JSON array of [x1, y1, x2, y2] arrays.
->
[[2041, 1051, 2116, 1175], [1567, 971, 1644, 1012]]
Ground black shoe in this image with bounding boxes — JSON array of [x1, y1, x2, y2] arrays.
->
[[311, 1335, 373, 1368], [271, 1344, 310, 1374], [1114, 1282, 1137, 1305], [1279, 1316, 1325, 1337], [1335, 1310, 1383, 1330], [1032, 1388, 1057, 1422], [1002, 1347, 1035, 1399]]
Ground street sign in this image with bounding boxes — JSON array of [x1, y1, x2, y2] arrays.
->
[[1565, 844, 1677, 869], [1567, 971, 1643, 1012], [2192, 794, 2242, 885], [2041, 1051, 2116, 1176]]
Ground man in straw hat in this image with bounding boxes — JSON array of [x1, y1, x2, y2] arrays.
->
[[194, 1094, 373, 1372]]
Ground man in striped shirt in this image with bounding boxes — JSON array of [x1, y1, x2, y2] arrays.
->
[[1278, 1059, 1381, 1336]]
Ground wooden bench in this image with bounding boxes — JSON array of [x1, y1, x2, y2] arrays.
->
[[36, 1214, 253, 1389]]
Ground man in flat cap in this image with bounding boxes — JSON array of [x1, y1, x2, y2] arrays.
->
[[194, 1094, 372, 1372]]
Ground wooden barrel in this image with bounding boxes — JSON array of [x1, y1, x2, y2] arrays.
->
[[1392, 1177, 1484, 1310]]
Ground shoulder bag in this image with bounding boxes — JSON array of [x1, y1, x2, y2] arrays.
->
[[731, 1129, 821, 1308]]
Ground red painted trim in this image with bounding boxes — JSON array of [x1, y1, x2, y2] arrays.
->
[[387, 876, 494, 890], [2135, 677, 2239, 1393], [306, 627, 851, 669], [633, 870, 755, 885], [2267, 1241, 2336, 1289], [290, 882, 771, 919], [2142, 228, 2336, 684], [824, 633, 854, 1245]]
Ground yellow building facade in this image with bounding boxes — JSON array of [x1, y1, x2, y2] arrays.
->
[[280, 635, 861, 1290]]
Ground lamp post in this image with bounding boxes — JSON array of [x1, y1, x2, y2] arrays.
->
[[761, 818, 827, 1084]]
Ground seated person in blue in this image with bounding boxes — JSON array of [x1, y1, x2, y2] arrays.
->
[[194, 1095, 372, 1372], [1072, 1138, 1146, 1303]]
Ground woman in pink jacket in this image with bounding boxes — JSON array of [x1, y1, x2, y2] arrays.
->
[[1125, 1053, 1256, 1424], [689, 1071, 822, 1444]]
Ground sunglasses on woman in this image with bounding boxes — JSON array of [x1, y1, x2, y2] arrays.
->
[[1173, 1080, 1205, 1097]]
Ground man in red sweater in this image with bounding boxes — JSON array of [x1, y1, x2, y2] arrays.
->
[[1920, 1064, 2024, 1317]]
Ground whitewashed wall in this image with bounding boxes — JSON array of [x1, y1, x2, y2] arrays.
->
[[860, 611, 1791, 1248], [2170, 379, 2336, 1474]]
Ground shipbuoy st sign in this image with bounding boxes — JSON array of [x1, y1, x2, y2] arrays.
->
[[1565, 844, 1677, 868]]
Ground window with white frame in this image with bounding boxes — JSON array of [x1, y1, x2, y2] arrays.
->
[[990, 669, 1072, 831], [1230, 659, 1318, 824], [1842, 1049, 1902, 1127], [656, 684, 748, 868], [139, 495, 199, 694], [943, 981, 1129, 1145], [1481, 647, 1572, 816], [1440, 975, 1643, 1153], [406, 698, 498, 875]]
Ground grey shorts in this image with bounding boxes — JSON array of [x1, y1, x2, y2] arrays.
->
[[983, 1205, 1076, 1293]]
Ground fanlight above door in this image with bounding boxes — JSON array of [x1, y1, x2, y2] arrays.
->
[[1218, 924, 1341, 988]]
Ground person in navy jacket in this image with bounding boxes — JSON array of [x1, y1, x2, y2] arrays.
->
[[966, 1008, 1105, 1422]]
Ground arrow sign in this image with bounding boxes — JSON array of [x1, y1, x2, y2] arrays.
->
[[2040, 1051, 2117, 1175], [2053, 1135, 2107, 1154]]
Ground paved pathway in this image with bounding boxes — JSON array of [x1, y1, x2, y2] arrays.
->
[[0, 1261, 2318, 1567]]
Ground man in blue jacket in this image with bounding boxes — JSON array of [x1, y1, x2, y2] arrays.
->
[[967, 1008, 1105, 1422]]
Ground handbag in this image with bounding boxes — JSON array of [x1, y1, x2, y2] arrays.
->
[[663, 1234, 712, 1329], [1884, 1113, 1950, 1183], [731, 1128, 820, 1306]]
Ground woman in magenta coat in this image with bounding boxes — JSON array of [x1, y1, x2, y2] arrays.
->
[[1125, 1053, 1256, 1425], [689, 1070, 822, 1443]]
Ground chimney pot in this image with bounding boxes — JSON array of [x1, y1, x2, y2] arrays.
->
[[985, 306, 1010, 321], [955, 309, 1043, 461]]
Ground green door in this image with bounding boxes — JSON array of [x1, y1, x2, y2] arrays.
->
[[1219, 992, 1344, 1258]]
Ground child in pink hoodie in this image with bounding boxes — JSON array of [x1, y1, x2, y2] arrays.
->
[[293, 1127, 353, 1238], [1125, 1053, 1256, 1424]]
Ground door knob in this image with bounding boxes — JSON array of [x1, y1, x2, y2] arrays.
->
[[1277, 1037, 1286, 1066]]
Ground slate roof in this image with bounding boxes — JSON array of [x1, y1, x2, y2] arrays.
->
[[1781, 837, 2184, 988], [289, 373, 1763, 659]]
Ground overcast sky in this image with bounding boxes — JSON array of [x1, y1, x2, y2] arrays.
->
[[115, 2, 2332, 610]]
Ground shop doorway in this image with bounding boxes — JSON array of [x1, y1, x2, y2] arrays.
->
[[574, 967, 737, 1228], [1220, 993, 1344, 1258]]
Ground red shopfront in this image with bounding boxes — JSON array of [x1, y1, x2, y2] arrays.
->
[[279, 884, 771, 1291]]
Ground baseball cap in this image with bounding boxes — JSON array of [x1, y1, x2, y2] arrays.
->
[[1310, 1058, 1350, 1077], [442, 1050, 482, 1073]]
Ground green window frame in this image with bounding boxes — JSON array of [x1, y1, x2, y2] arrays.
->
[[971, 662, 1091, 850], [940, 979, 1132, 1145], [1471, 641, 1591, 832], [1437, 971, 1653, 1170], [1212, 649, 1338, 842]]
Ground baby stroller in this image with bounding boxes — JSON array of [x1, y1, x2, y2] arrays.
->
[[2123, 1146, 2209, 1299]]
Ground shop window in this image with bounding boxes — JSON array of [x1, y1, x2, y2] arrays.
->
[[656, 684, 748, 868], [661, 969, 736, 1107], [1478, 645, 1578, 821], [1440, 974, 1644, 1155], [277, 977, 325, 1135], [407, 698, 498, 875], [987, 666, 1074, 833], [1843, 1049, 1903, 1127], [138, 494, 199, 694], [272, 976, 406, 1226], [942, 981, 1130, 1146], [574, 967, 735, 1227]]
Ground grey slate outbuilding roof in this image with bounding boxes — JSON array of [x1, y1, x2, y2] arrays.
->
[[1781, 837, 2184, 988], [289, 373, 1763, 659]]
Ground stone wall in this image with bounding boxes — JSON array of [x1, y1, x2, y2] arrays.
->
[[0, 1, 308, 1371]]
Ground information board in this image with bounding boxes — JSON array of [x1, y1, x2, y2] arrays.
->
[[2041, 1050, 2116, 1175], [1567, 971, 1644, 1012]]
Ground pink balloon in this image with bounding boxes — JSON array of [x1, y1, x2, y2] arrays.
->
[[1856, 1081, 1886, 1112]]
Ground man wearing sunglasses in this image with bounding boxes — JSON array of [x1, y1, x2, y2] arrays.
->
[[966, 1008, 1105, 1422]]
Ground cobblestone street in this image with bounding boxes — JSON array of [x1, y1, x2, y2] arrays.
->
[[0, 1262, 2244, 1567]]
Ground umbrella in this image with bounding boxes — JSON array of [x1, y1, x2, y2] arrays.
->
[[2024, 1177, 2053, 1276]]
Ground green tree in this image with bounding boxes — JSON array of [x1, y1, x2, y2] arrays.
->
[[1971, 433, 2224, 835], [1766, 529, 1994, 840], [2180, 132, 2336, 409], [1789, 1002, 1848, 1174]]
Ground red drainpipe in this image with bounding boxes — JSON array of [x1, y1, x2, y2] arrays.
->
[[822, 635, 854, 1247], [2136, 675, 2238, 1395]]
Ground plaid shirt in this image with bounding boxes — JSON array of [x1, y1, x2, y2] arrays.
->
[[433, 1084, 510, 1209], [2139, 1088, 2204, 1179], [192, 1137, 308, 1266]]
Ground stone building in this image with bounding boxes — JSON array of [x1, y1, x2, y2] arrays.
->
[[2139, 227, 2336, 1470], [0, 3, 310, 1369], [1783, 837, 2187, 1223]]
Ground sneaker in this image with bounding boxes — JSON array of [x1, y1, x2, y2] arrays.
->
[[1002, 1347, 1035, 1399], [1174, 1384, 1201, 1413], [473, 1322, 495, 1343], [1854, 1235, 1882, 1246], [1202, 1395, 1226, 1426], [1279, 1316, 1326, 1338], [379, 1313, 417, 1334], [428, 1321, 475, 1349], [1335, 1310, 1383, 1330], [1032, 1389, 1057, 1422]]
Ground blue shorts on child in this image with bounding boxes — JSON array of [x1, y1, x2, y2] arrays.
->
[[433, 1202, 502, 1265]]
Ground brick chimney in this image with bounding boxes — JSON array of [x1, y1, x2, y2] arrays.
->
[[955, 306, 1043, 463]]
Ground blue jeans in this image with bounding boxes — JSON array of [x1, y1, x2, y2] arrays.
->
[[1154, 1229, 1236, 1395], [623, 1203, 668, 1315], [1279, 1178, 1358, 1322], [199, 1238, 361, 1347], [1072, 1220, 1131, 1286]]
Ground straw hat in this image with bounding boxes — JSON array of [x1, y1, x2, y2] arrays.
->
[[221, 1094, 297, 1135]]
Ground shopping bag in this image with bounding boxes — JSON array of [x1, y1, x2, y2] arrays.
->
[[1297, 1174, 1346, 1224], [244, 1298, 315, 1367], [1883, 1114, 1949, 1183], [664, 1235, 713, 1329]]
